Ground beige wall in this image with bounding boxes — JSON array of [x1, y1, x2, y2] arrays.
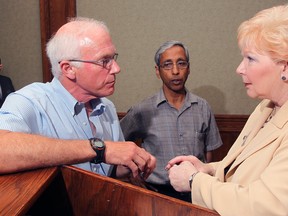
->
[[77, 0, 288, 114], [0, 1, 287, 114], [0, 0, 42, 89]]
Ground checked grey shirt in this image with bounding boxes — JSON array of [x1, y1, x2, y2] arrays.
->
[[120, 89, 223, 184]]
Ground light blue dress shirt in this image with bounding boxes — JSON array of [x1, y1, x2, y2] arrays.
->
[[0, 78, 124, 176]]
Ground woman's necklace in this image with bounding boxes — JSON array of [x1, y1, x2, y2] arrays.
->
[[262, 106, 278, 128]]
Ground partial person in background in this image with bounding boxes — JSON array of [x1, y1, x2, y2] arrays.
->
[[0, 17, 156, 180], [167, 4, 288, 216], [120, 40, 222, 202], [0, 60, 15, 107]]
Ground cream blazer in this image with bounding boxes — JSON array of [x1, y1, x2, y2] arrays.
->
[[192, 99, 288, 216]]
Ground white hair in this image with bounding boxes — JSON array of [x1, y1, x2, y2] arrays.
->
[[46, 17, 109, 78]]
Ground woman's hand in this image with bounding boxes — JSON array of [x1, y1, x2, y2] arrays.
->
[[166, 155, 215, 176], [168, 161, 197, 192]]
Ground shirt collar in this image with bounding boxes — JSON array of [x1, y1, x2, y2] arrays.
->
[[90, 98, 106, 116], [155, 89, 167, 107], [155, 88, 198, 108], [51, 78, 106, 116]]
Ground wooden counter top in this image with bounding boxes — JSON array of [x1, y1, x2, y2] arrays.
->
[[0, 167, 59, 215]]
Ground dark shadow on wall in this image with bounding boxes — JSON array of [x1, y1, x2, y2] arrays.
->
[[191, 85, 227, 114]]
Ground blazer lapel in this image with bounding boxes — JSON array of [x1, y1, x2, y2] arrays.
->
[[232, 125, 278, 167], [226, 101, 288, 178], [225, 102, 275, 176]]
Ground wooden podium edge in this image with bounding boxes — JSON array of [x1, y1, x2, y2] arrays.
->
[[0, 167, 59, 215], [61, 165, 219, 216]]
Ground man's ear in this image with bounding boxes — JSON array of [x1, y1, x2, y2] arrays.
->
[[155, 65, 161, 79], [60, 61, 76, 79]]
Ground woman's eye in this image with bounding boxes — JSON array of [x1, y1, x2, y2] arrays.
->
[[247, 56, 255, 61]]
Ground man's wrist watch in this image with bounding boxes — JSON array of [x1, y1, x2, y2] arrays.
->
[[89, 138, 106, 164], [189, 171, 199, 189]]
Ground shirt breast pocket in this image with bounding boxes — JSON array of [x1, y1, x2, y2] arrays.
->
[[193, 131, 206, 161]]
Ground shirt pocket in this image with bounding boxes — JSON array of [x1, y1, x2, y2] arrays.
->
[[193, 131, 206, 162]]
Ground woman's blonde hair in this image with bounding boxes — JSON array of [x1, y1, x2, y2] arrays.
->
[[237, 4, 288, 63]]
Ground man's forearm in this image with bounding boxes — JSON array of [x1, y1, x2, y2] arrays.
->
[[0, 130, 95, 174]]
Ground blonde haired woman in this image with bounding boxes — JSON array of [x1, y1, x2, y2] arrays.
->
[[166, 4, 288, 216]]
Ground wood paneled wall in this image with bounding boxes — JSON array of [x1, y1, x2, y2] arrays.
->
[[39, 0, 76, 82], [211, 114, 248, 161]]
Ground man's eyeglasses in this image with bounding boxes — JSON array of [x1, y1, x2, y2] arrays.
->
[[63, 53, 118, 69], [159, 60, 189, 70]]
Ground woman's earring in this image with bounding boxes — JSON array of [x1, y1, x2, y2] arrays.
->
[[281, 75, 287, 81]]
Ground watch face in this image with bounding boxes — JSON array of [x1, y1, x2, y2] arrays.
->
[[94, 140, 104, 148], [92, 138, 105, 150], [89, 138, 106, 164]]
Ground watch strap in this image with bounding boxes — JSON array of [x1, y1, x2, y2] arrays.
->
[[189, 171, 199, 189], [89, 138, 106, 164]]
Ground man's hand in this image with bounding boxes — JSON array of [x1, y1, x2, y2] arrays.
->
[[104, 141, 156, 178]]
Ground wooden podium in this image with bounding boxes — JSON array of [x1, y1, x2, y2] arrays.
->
[[0, 166, 220, 216]]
